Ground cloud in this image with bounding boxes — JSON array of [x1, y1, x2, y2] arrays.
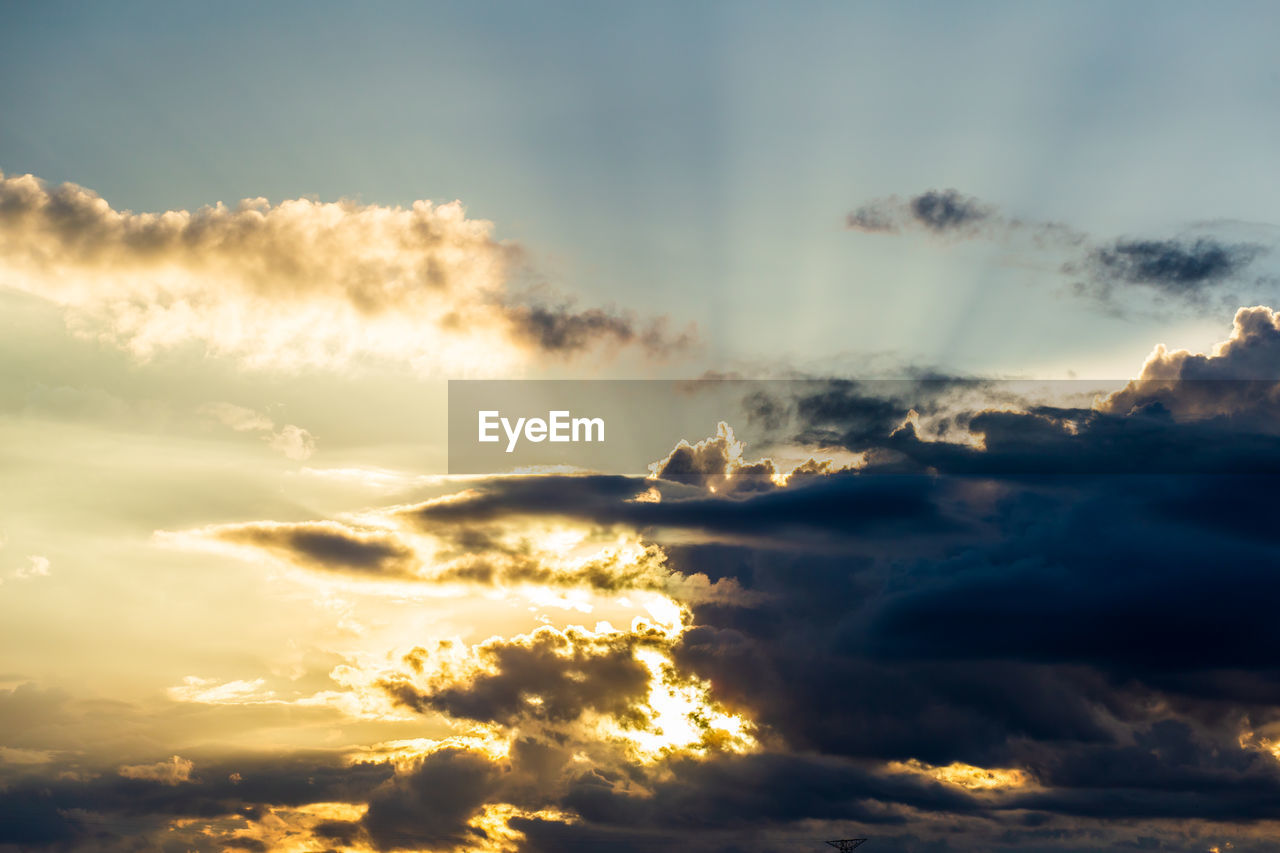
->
[[908, 189, 995, 233], [0, 171, 691, 374], [366, 307, 1280, 843], [118, 755, 194, 785], [180, 515, 749, 600], [200, 402, 275, 433], [12, 554, 51, 580], [647, 422, 782, 493], [377, 626, 657, 727], [1083, 237, 1261, 296], [266, 423, 316, 461], [1115, 304, 1280, 384], [757, 312, 1280, 476], [205, 520, 420, 579], [846, 188, 995, 235], [1100, 306, 1280, 425], [360, 747, 503, 851], [18, 299, 1280, 848], [200, 402, 316, 460], [401, 472, 957, 549], [0, 750, 395, 850], [506, 304, 693, 356], [847, 187, 1270, 310]]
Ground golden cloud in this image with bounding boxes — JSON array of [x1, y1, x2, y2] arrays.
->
[[0, 171, 690, 374]]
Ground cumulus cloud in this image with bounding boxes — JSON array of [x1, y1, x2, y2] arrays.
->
[[0, 171, 691, 374], [1102, 306, 1280, 423], [647, 422, 781, 493], [1116, 304, 1280, 384]]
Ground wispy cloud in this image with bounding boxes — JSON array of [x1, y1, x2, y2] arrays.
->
[[847, 187, 1271, 312]]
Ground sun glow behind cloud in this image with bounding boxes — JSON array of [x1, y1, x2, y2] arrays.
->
[[157, 499, 762, 777], [0, 171, 690, 378], [886, 759, 1033, 791], [607, 646, 757, 762]]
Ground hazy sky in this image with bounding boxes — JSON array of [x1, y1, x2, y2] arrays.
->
[[3, 4, 1280, 852], [5, 0, 1277, 374]]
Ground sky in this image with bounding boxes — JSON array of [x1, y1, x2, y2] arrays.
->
[[2, 3, 1280, 852]]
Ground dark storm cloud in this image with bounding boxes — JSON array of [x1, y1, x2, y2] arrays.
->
[[859, 475, 1280, 673], [505, 750, 992, 853], [0, 752, 393, 849], [1003, 718, 1280, 821], [25, 308, 1280, 849], [880, 406, 1280, 474], [560, 752, 981, 829], [403, 472, 959, 546], [394, 315, 1280, 840], [656, 478, 1280, 832], [360, 748, 502, 851], [1084, 237, 1261, 296]]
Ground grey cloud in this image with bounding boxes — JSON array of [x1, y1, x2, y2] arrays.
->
[[0, 751, 393, 850], [848, 186, 1271, 309], [210, 520, 420, 579], [909, 189, 994, 233], [846, 189, 994, 235], [506, 304, 695, 356], [1084, 237, 1261, 295], [403, 472, 959, 548], [360, 748, 501, 852]]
